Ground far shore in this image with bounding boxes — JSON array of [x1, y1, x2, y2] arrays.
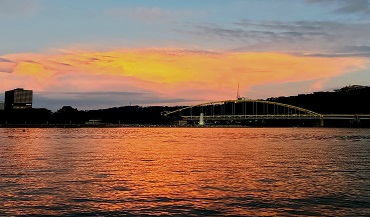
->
[[0, 124, 366, 128], [0, 124, 254, 128]]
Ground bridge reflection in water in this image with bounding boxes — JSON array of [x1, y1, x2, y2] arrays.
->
[[165, 99, 370, 126]]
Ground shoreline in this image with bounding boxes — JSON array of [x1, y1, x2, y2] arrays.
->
[[0, 124, 262, 128], [0, 124, 367, 128]]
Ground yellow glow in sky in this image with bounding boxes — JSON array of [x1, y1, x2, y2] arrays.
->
[[0, 49, 367, 102]]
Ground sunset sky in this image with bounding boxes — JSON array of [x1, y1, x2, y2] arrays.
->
[[1, 0, 370, 110]]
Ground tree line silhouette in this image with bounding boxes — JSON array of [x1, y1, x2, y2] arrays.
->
[[0, 85, 369, 126]]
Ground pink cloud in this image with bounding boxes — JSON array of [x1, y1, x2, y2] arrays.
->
[[0, 49, 367, 106]]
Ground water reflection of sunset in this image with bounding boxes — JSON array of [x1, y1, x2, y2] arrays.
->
[[1, 128, 368, 216]]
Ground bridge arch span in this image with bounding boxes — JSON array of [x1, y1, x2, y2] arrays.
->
[[165, 99, 322, 121]]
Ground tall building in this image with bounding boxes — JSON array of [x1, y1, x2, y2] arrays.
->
[[0, 101, 4, 110], [5, 88, 33, 110]]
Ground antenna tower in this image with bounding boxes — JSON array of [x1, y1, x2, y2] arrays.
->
[[236, 83, 240, 100]]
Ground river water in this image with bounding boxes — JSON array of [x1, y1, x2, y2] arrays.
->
[[0, 128, 369, 216]]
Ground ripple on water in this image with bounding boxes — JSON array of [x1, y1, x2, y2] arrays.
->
[[0, 127, 369, 216]]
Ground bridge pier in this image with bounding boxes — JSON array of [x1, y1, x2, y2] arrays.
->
[[350, 116, 361, 126], [319, 117, 324, 127], [199, 113, 205, 126]]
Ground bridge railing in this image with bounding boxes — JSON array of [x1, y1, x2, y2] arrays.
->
[[182, 114, 322, 120], [322, 114, 370, 120]]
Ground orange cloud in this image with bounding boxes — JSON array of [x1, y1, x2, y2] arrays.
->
[[0, 49, 367, 103], [55, 50, 366, 84], [14, 61, 54, 80]]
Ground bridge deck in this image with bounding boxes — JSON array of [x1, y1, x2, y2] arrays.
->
[[166, 99, 370, 121], [182, 115, 320, 121], [180, 114, 370, 121]]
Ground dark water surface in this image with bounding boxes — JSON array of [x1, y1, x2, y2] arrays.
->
[[0, 128, 369, 216]]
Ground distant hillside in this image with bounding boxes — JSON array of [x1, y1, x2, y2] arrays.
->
[[267, 85, 370, 114]]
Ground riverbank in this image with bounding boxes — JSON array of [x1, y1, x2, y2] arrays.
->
[[0, 124, 256, 128], [0, 124, 368, 128]]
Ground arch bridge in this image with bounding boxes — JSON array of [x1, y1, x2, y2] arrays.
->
[[165, 99, 324, 125]]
